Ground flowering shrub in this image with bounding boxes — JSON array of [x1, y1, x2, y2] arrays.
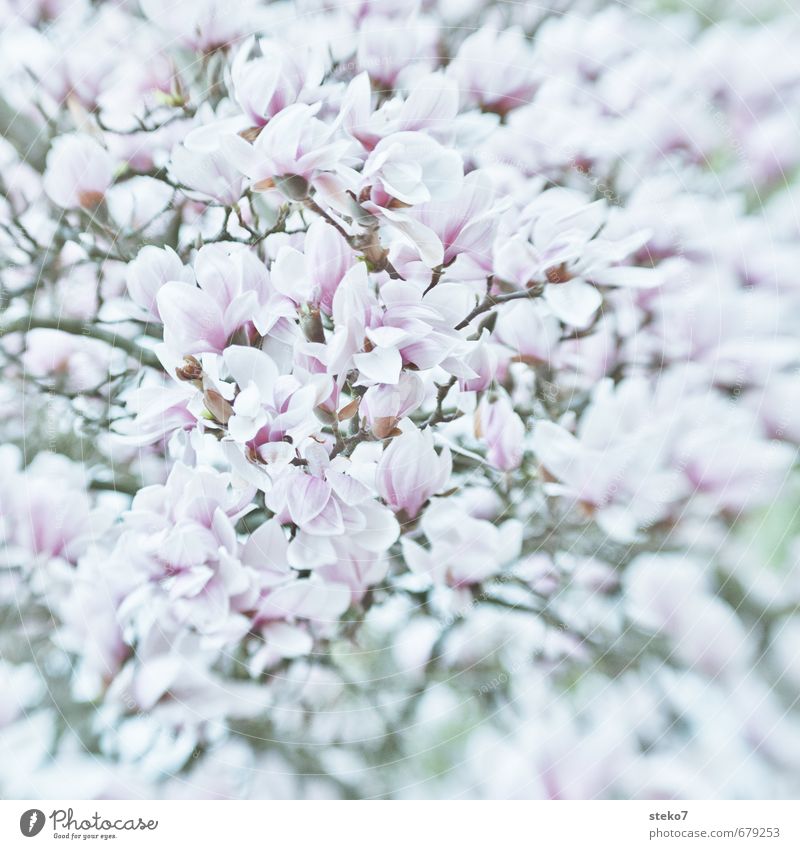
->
[[1, 0, 799, 799]]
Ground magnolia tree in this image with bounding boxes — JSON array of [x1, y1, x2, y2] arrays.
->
[[1, 0, 800, 799]]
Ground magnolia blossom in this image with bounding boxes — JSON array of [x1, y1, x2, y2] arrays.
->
[[376, 424, 452, 518], [494, 299, 561, 364], [21, 329, 113, 392], [363, 131, 463, 208], [222, 344, 327, 445], [361, 372, 426, 437], [156, 242, 267, 354], [532, 378, 689, 542], [126, 246, 194, 322], [356, 15, 440, 87], [303, 218, 354, 314], [401, 500, 523, 586], [341, 71, 461, 151], [494, 188, 659, 328], [3, 0, 800, 804], [404, 169, 498, 270], [139, 0, 257, 51], [448, 26, 538, 113], [0, 451, 107, 565], [168, 119, 245, 206], [230, 38, 327, 127], [476, 393, 525, 470], [223, 103, 353, 196], [43, 133, 114, 209]]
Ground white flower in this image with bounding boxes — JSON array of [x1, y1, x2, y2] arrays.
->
[[43, 133, 114, 209]]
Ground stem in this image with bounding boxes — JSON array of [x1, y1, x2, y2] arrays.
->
[[305, 197, 351, 241], [455, 287, 543, 331], [424, 376, 457, 427], [423, 265, 443, 295], [89, 476, 142, 496]]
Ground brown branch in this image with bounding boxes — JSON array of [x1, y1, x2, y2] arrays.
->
[[455, 286, 544, 331]]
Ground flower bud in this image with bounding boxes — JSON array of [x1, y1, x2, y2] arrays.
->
[[362, 373, 425, 438], [175, 355, 203, 384], [476, 393, 525, 470], [376, 425, 451, 518], [43, 133, 114, 210], [305, 218, 353, 314], [204, 389, 233, 424], [459, 330, 498, 392]]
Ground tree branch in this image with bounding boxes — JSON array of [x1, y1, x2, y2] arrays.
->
[[0, 96, 48, 172], [455, 286, 544, 331], [0, 315, 163, 370]]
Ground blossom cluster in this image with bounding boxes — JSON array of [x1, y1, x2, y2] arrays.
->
[[1, 0, 799, 799]]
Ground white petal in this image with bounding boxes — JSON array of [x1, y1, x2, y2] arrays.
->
[[544, 279, 602, 328], [354, 346, 403, 385]]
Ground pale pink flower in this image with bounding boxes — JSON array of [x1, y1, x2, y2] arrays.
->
[[448, 26, 538, 113], [494, 298, 561, 364], [317, 538, 389, 603], [674, 414, 794, 514], [304, 218, 354, 314], [342, 72, 460, 151], [52, 550, 132, 699], [356, 15, 440, 87], [494, 188, 660, 327], [476, 393, 525, 470], [43, 134, 114, 209], [361, 371, 426, 437], [223, 345, 328, 445], [401, 500, 523, 586], [230, 37, 327, 127], [363, 131, 463, 209], [376, 424, 451, 518], [8, 453, 101, 563], [22, 329, 113, 392], [168, 125, 245, 207], [223, 104, 353, 197], [393, 169, 498, 270], [126, 246, 194, 322], [269, 227, 355, 313], [139, 0, 257, 51], [532, 377, 688, 541], [116, 381, 197, 445], [157, 242, 267, 354], [459, 330, 499, 392]]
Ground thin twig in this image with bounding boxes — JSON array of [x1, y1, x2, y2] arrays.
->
[[455, 286, 544, 331]]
